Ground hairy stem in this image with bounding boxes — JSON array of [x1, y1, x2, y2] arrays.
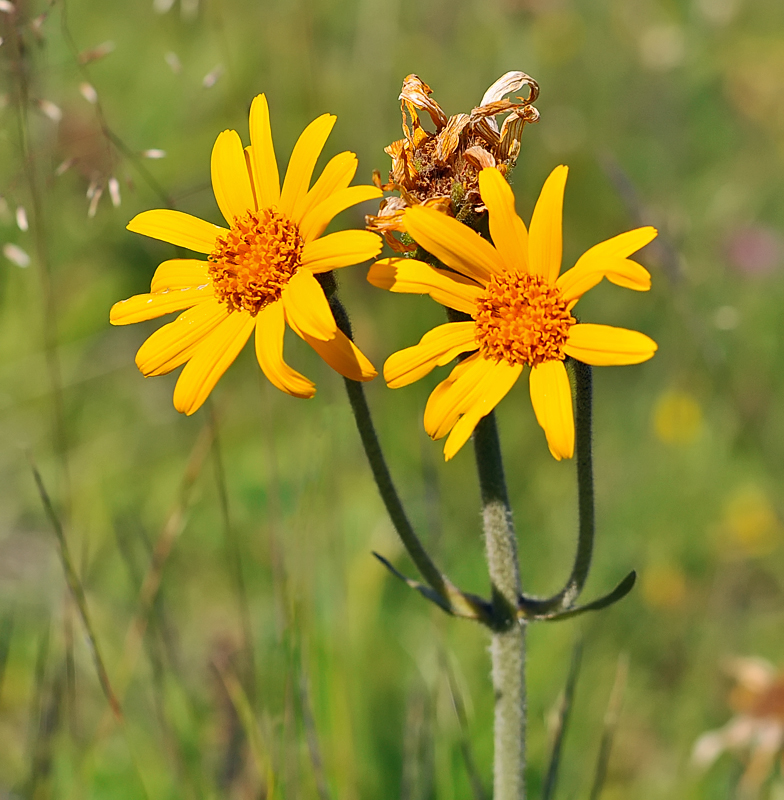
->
[[326, 287, 450, 600], [473, 413, 526, 800]]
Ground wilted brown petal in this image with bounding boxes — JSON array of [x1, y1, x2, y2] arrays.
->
[[471, 98, 520, 122], [421, 196, 452, 213], [366, 197, 407, 231], [472, 117, 501, 150], [400, 74, 448, 130], [434, 114, 471, 163], [386, 139, 416, 188], [463, 146, 496, 170], [499, 106, 540, 160], [480, 71, 539, 121]]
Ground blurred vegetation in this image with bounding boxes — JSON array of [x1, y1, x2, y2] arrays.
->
[[1, 0, 784, 797]]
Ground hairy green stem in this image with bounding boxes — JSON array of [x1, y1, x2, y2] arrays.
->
[[473, 413, 525, 800], [327, 290, 451, 600]]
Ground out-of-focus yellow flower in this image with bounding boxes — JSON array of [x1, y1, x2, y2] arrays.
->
[[111, 95, 381, 414], [640, 562, 687, 610], [653, 389, 702, 444], [366, 72, 540, 252], [368, 166, 658, 460], [721, 485, 782, 557], [693, 657, 784, 799]]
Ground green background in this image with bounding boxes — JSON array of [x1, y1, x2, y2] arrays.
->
[[1, 0, 784, 796]]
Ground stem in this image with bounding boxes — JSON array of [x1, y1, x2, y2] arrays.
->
[[572, 360, 595, 600], [330, 300, 450, 599], [473, 413, 525, 800]]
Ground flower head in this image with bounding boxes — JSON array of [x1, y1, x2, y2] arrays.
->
[[111, 95, 381, 414], [368, 166, 658, 460], [366, 72, 540, 252], [693, 657, 784, 798]]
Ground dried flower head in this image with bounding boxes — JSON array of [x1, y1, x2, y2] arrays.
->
[[693, 657, 784, 798], [366, 72, 539, 252]]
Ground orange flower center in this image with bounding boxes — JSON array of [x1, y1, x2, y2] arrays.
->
[[473, 272, 575, 367], [208, 208, 303, 315]]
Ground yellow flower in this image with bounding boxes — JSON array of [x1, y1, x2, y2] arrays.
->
[[111, 94, 381, 414], [368, 166, 658, 460]]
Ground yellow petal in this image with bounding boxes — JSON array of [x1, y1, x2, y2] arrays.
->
[[248, 94, 280, 208], [558, 258, 652, 303], [367, 258, 482, 315], [173, 312, 256, 415], [135, 300, 229, 376], [478, 167, 529, 273], [150, 259, 210, 293], [301, 230, 382, 273], [280, 269, 337, 341], [211, 129, 256, 224], [127, 209, 224, 254], [255, 301, 315, 398], [404, 206, 503, 284], [110, 284, 214, 325], [443, 359, 522, 461], [290, 321, 377, 382], [528, 165, 568, 282], [563, 323, 658, 366], [291, 151, 358, 225], [384, 322, 477, 388], [557, 227, 657, 301], [279, 113, 336, 217], [423, 353, 495, 441], [421, 355, 478, 432], [298, 185, 383, 243], [529, 360, 574, 460], [244, 146, 259, 209]]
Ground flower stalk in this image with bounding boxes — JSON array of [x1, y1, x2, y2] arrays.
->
[[324, 279, 493, 623], [473, 412, 526, 800]]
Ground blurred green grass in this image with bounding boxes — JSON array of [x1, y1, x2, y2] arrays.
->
[[2, 0, 784, 797]]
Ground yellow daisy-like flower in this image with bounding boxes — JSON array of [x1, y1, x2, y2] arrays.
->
[[111, 94, 382, 414], [368, 165, 658, 461]]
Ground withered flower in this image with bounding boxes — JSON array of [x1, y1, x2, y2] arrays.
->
[[366, 71, 539, 252], [693, 657, 784, 798]]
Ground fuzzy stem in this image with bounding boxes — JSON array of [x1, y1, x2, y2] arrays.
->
[[572, 360, 595, 601], [325, 287, 451, 600], [473, 413, 526, 800]]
